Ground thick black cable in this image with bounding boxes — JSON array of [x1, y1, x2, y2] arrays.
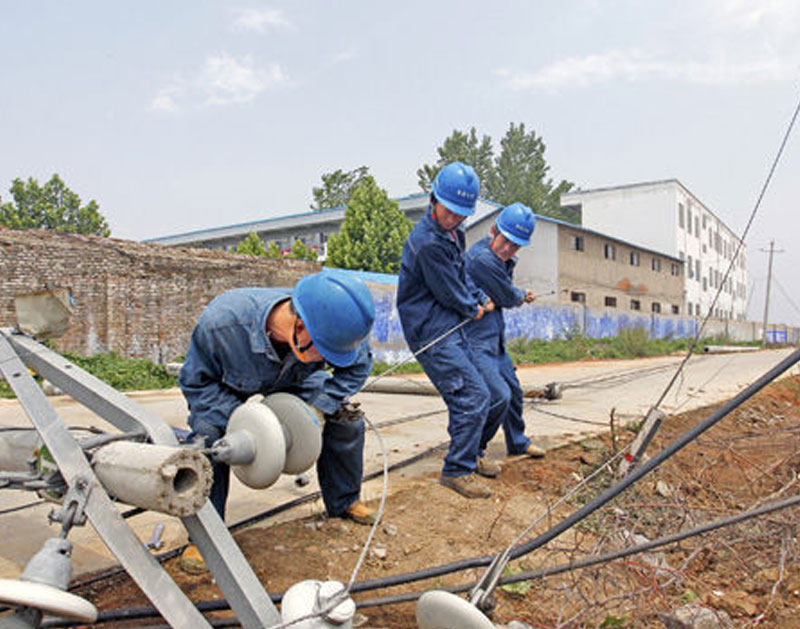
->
[[42, 483, 800, 627]]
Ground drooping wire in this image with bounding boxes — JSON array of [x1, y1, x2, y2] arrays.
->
[[650, 89, 800, 413]]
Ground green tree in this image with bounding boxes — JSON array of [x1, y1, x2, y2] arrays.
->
[[326, 176, 412, 273], [417, 128, 495, 193], [311, 166, 372, 211], [236, 231, 268, 256], [418, 123, 575, 223], [288, 239, 319, 261], [0, 174, 111, 236]]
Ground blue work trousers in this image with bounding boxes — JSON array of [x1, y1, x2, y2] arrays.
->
[[189, 413, 364, 520], [473, 345, 531, 455], [416, 333, 491, 477]]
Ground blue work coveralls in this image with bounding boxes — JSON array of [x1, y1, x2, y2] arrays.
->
[[179, 287, 372, 519], [466, 236, 532, 455], [397, 211, 493, 477]]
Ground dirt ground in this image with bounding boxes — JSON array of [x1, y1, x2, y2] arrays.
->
[[78, 374, 800, 628]]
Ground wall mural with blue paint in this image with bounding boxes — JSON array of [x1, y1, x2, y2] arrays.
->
[[326, 268, 776, 364]]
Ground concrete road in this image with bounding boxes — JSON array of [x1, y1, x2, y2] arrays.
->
[[0, 347, 796, 578]]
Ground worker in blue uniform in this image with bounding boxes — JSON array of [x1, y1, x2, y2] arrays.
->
[[466, 203, 546, 466], [397, 161, 500, 499], [178, 270, 376, 573]]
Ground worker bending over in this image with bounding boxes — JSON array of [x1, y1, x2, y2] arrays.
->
[[178, 270, 376, 573]]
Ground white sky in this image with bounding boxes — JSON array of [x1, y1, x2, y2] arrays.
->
[[1, 1, 799, 325]]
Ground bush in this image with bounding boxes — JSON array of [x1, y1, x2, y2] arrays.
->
[[0, 351, 177, 399]]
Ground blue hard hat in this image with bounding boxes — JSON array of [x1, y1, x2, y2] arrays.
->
[[431, 162, 480, 217], [292, 271, 375, 367], [496, 202, 535, 246]]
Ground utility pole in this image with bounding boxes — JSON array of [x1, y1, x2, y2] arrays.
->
[[760, 240, 783, 346]]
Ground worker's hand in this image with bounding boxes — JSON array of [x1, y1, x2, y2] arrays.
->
[[484, 298, 495, 312], [474, 304, 485, 320], [524, 290, 536, 303]]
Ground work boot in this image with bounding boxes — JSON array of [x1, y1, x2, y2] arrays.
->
[[525, 443, 546, 458], [439, 473, 492, 499], [179, 544, 207, 575], [345, 500, 377, 525], [476, 456, 501, 478]]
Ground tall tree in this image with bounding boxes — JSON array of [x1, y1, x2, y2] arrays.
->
[[0, 174, 111, 236], [417, 123, 575, 223], [492, 123, 574, 221], [326, 176, 412, 274], [311, 166, 372, 211], [417, 128, 495, 193]]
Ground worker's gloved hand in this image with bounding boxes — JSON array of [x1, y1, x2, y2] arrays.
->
[[325, 401, 365, 423], [524, 290, 536, 304]]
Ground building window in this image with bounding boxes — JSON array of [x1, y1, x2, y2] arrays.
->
[[652, 302, 661, 313], [671, 263, 680, 276], [678, 203, 685, 228], [703, 277, 707, 291], [651, 257, 661, 272], [686, 206, 692, 234], [570, 291, 586, 303], [687, 255, 693, 278], [702, 214, 708, 229], [672, 305, 680, 315], [688, 303, 693, 316], [630, 299, 641, 311], [694, 216, 700, 237], [695, 259, 701, 282], [629, 251, 640, 266], [573, 235, 584, 251], [604, 243, 616, 260], [696, 303, 701, 316], [605, 296, 617, 308]]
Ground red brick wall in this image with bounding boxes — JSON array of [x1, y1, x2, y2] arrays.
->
[[0, 228, 318, 362]]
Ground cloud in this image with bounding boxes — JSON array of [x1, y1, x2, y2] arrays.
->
[[232, 7, 290, 32], [148, 86, 181, 113], [498, 48, 799, 91], [148, 53, 288, 112], [329, 48, 357, 66]]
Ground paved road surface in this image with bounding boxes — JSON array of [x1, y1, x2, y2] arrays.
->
[[0, 348, 795, 578]]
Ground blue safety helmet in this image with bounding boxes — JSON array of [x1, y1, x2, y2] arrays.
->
[[292, 271, 375, 367], [496, 202, 535, 246], [431, 162, 480, 217]]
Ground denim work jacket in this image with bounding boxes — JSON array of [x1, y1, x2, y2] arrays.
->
[[397, 211, 486, 352], [179, 287, 372, 429], [465, 236, 525, 353]]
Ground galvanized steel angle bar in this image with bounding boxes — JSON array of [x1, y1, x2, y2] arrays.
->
[[0, 332, 212, 628], [1, 330, 282, 627]]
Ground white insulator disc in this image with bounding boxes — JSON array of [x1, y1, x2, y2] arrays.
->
[[263, 393, 323, 474], [228, 403, 286, 489], [0, 579, 98, 622], [415, 590, 494, 629]]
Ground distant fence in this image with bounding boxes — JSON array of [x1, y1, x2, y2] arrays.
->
[[331, 269, 799, 363]]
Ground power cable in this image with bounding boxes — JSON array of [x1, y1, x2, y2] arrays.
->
[[772, 274, 800, 322], [0, 499, 46, 516], [42, 479, 800, 627]]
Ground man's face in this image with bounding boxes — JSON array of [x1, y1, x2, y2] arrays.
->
[[432, 203, 466, 232], [491, 233, 521, 262], [290, 317, 324, 363]]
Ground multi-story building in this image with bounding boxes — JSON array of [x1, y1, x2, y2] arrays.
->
[[561, 180, 748, 320], [466, 212, 685, 315]]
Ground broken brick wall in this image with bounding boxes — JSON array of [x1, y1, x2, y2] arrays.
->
[[0, 228, 317, 362]]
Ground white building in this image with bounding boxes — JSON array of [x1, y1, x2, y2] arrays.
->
[[561, 180, 748, 320]]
